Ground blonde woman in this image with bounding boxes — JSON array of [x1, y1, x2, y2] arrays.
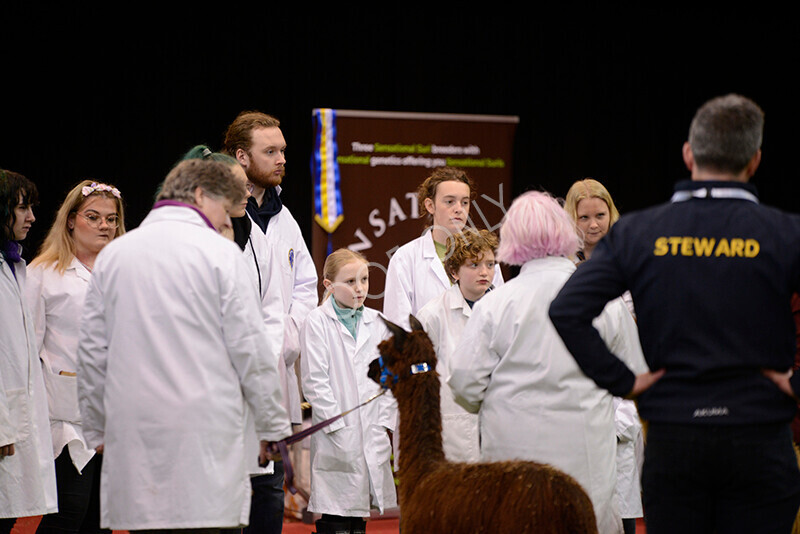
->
[[564, 178, 635, 316], [564, 178, 643, 534], [564, 178, 620, 262], [26, 180, 125, 533]]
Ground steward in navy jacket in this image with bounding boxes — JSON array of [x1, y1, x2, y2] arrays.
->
[[549, 179, 800, 426]]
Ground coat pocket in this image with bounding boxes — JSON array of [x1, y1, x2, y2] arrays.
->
[[314, 425, 360, 473], [43, 369, 81, 423]]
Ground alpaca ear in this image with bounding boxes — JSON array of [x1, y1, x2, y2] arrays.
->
[[409, 314, 424, 332], [381, 315, 408, 338], [380, 315, 408, 352]]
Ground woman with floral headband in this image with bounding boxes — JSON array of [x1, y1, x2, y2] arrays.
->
[[25, 180, 125, 534]]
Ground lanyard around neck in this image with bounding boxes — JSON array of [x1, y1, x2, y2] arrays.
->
[[671, 186, 759, 204]]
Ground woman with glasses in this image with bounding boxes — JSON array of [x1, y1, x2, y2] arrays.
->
[[26, 180, 125, 534]]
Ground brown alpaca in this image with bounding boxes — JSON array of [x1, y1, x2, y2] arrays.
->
[[367, 315, 599, 534]]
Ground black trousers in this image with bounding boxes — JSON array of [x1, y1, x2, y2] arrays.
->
[[243, 461, 285, 534], [36, 445, 108, 534], [642, 422, 800, 534]]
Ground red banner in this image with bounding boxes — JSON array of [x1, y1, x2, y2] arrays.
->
[[311, 109, 518, 310]]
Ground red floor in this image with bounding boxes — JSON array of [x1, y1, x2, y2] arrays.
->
[[283, 517, 647, 533], [12, 515, 646, 533]]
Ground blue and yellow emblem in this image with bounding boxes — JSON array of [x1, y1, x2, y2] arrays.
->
[[312, 108, 344, 235]]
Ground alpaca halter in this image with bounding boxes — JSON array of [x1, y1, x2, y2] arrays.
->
[[378, 356, 431, 389]]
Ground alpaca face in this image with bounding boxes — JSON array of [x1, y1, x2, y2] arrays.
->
[[368, 315, 437, 390]]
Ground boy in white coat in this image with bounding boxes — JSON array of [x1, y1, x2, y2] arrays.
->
[[416, 228, 499, 463], [301, 249, 397, 534]]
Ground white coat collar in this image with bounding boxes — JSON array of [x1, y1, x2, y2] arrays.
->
[[519, 255, 576, 276], [320, 296, 375, 324], [66, 256, 92, 282], [444, 282, 472, 318], [0, 254, 16, 287], [420, 230, 451, 287], [321, 297, 377, 353]]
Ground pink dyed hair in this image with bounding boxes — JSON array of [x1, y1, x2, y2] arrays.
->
[[496, 190, 581, 265]]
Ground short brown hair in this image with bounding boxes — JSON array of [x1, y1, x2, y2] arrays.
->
[[444, 228, 498, 283], [416, 167, 475, 218], [222, 110, 281, 156]]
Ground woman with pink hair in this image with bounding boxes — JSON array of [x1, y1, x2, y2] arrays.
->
[[448, 190, 647, 534]]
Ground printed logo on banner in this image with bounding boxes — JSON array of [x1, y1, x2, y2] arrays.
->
[[310, 109, 518, 305]]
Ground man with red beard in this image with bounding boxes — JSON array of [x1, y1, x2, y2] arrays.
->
[[223, 111, 319, 534]]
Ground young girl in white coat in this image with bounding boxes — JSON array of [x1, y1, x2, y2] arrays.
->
[[300, 249, 397, 534], [415, 228, 498, 463], [26, 180, 126, 534]]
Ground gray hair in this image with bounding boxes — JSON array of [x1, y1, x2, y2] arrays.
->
[[157, 159, 245, 205], [688, 94, 764, 174]]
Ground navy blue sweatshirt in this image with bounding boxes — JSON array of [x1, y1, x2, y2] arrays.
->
[[549, 180, 800, 425]]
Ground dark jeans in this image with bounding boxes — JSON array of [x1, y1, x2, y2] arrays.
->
[[243, 461, 284, 534], [642, 422, 800, 534], [36, 446, 108, 534], [315, 515, 366, 534]]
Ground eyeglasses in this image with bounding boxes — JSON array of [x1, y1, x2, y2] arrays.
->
[[78, 212, 120, 229]]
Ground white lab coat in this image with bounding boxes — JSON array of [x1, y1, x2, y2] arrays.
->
[[25, 258, 97, 473], [300, 298, 397, 517], [415, 283, 480, 463], [261, 203, 319, 425], [383, 230, 504, 329], [239, 214, 287, 477], [613, 397, 644, 519], [76, 205, 291, 530], [0, 249, 58, 518], [448, 256, 648, 534]]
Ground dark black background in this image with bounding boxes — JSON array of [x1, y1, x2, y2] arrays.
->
[[3, 9, 797, 261]]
